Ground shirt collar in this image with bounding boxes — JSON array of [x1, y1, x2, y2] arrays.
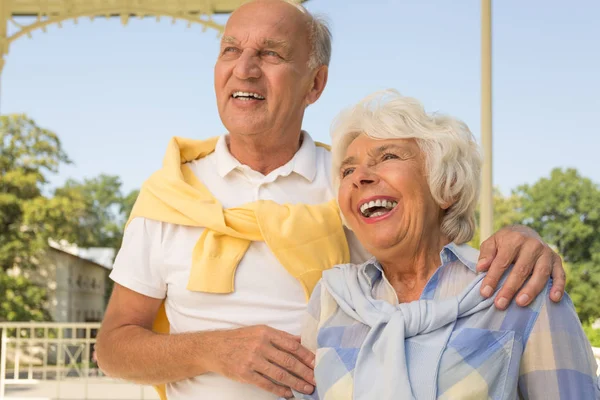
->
[[215, 131, 317, 182], [362, 242, 480, 288], [290, 132, 317, 182], [440, 243, 479, 273]]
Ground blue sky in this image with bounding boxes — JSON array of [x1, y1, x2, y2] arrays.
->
[[2, 0, 599, 195]]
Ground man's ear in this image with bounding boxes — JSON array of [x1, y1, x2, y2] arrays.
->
[[305, 65, 329, 106]]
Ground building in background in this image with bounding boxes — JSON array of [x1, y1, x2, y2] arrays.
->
[[9, 241, 115, 323]]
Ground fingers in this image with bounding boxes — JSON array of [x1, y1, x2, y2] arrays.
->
[[266, 343, 315, 386], [271, 332, 315, 370], [256, 356, 314, 395], [249, 370, 294, 398], [497, 246, 551, 309], [479, 232, 560, 310], [479, 235, 522, 299], [217, 325, 316, 396], [549, 253, 566, 302], [476, 235, 497, 273]]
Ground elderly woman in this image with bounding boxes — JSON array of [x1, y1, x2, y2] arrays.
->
[[295, 90, 600, 399]]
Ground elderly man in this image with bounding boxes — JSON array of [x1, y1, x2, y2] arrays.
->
[[95, 1, 566, 399]]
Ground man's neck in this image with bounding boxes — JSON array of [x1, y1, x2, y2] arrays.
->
[[227, 131, 303, 176]]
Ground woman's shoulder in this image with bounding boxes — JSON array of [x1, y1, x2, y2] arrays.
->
[[323, 258, 379, 278]]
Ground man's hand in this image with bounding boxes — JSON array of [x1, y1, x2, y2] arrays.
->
[[97, 285, 314, 395], [208, 325, 315, 398], [476, 225, 566, 310]]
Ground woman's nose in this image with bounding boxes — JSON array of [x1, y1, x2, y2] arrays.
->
[[352, 165, 378, 187]]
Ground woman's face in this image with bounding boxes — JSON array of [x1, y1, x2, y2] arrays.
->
[[338, 134, 446, 255]]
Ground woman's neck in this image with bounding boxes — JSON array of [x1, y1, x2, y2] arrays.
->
[[378, 233, 451, 303]]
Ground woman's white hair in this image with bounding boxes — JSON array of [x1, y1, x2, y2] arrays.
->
[[330, 89, 482, 244]]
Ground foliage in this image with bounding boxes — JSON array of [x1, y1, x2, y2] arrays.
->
[[54, 175, 138, 250], [0, 270, 51, 322], [515, 168, 600, 264], [468, 188, 524, 248], [565, 261, 600, 325], [582, 323, 600, 348], [1, 114, 137, 321], [1, 114, 74, 272], [469, 169, 600, 325]]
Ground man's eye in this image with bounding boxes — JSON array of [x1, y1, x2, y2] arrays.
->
[[223, 47, 239, 54], [342, 168, 355, 178], [262, 50, 280, 58]]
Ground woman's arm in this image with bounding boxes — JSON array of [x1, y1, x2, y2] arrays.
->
[[518, 290, 600, 399]]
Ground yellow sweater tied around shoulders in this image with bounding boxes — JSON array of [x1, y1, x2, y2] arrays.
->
[[125, 136, 350, 400]]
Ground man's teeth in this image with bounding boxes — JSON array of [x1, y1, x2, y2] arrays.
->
[[359, 199, 398, 218], [232, 91, 265, 100]]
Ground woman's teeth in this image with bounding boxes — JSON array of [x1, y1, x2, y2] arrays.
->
[[359, 199, 398, 218]]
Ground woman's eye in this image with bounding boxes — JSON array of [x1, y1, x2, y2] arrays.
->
[[382, 153, 399, 161], [342, 168, 355, 178]]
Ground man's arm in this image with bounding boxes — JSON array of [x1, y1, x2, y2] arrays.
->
[[476, 225, 566, 310], [95, 284, 316, 398], [95, 284, 201, 384]]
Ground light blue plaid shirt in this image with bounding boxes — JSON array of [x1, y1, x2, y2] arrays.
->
[[295, 243, 600, 399]]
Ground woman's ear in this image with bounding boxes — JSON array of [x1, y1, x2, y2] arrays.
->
[[440, 198, 455, 210]]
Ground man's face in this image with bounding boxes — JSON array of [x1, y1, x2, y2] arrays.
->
[[214, 0, 315, 137]]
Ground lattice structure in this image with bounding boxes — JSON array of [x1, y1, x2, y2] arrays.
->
[[0, 0, 305, 75]]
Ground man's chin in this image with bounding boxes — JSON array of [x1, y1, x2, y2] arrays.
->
[[223, 121, 269, 137]]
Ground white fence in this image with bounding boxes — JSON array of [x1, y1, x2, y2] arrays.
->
[[1, 322, 599, 399], [0, 322, 157, 400]]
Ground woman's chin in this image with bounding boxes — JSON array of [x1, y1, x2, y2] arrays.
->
[[361, 236, 402, 256]]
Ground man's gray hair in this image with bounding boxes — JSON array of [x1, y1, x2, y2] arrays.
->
[[306, 13, 332, 69], [330, 89, 483, 244], [287, 1, 332, 69]]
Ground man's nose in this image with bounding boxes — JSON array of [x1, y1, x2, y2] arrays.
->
[[233, 50, 261, 80]]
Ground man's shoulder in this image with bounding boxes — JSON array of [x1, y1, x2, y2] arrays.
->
[[314, 142, 332, 158]]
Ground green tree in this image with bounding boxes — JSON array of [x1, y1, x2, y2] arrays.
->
[[582, 323, 600, 347], [51, 177, 139, 306], [565, 261, 600, 324], [515, 168, 600, 264], [0, 114, 77, 321], [54, 175, 138, 250], [514, 168, 600, 327], [1, 114, 74, 272], [469, 188, 524, 248], [1, 114, 138, 321], [0, 271, 51, 321]]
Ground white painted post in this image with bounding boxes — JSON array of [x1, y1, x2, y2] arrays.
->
[[0, 327, 7, 398], [480, 0, 494, 242]]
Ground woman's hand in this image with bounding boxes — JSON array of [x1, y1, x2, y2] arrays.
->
[[476, 225, 565, 310]]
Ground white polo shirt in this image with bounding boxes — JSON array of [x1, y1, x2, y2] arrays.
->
[[110, 133, 369, 400]]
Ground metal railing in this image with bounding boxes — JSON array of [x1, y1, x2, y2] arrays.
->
[[0, 322, 155, 399], [1, 322, 599, 399]]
